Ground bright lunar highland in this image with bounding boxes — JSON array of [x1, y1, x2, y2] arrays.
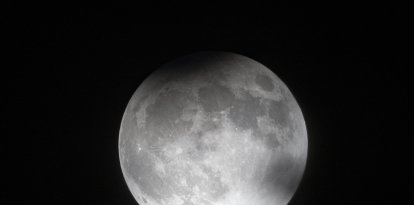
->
[[119, 52, 308, 205]]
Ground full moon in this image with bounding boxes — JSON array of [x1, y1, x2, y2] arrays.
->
[[119, 52, 308, 205]]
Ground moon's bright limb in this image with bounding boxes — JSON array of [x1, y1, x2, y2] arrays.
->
[[119, 52, 307, 205]]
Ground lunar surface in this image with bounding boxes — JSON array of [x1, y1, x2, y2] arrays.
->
[[119, 52, 307, 205]]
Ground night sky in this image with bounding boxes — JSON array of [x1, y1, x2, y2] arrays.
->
[[9, 4, 412, 205]]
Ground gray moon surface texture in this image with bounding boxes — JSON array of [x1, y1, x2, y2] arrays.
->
[[119, 52, 308, 205]]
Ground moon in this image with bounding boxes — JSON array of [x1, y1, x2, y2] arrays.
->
[[119, 52, 307, 205]]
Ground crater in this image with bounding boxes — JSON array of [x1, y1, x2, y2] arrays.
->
[[199, 165, 229, 200], [141, 196, 147, 203], [255, 74, 274, 91], [186, 129, 219, 161]]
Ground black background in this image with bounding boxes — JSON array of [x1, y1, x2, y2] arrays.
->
[[8, 3, 412, 205]]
